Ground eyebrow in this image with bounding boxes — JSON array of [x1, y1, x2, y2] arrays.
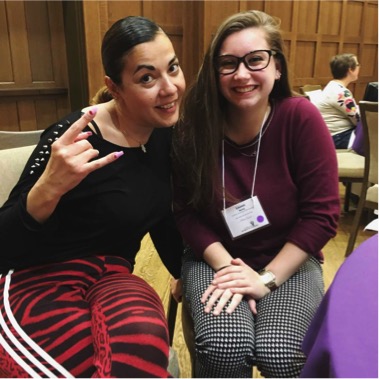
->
[[134, 56, 178, 74]]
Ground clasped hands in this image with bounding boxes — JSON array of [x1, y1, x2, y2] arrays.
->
[[202, 258, 270, 316]]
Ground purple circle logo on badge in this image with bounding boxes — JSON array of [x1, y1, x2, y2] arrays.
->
[[257, 215, 264, 223]]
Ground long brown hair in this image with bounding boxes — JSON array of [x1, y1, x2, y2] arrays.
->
[[172, 10, 293, 211]]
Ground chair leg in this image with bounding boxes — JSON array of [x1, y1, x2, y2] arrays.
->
[[167, 295, 180, 377], [344, 182, 352, 212], [167, 294, 178, 345], [345, 183, 368, 257], [181, 297, 195, 377]]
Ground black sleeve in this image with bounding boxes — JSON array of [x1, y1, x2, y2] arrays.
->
[[149, 213, 184, 279], [0, 112, 81, 264]]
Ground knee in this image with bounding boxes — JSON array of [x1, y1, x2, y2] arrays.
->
[[195, 331, 254, 376], [255, 338, 305, 378]]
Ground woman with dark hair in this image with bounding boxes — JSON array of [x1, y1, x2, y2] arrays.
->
[[0, 16, 185, 377], [315, 53, 361, 149], [172, 10, 339, 378]]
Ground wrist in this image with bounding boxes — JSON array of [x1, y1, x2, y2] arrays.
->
[[258, 269, 278, 291], [216, 265, 231, 272]]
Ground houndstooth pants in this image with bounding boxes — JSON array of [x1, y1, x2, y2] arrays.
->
[[182, 249, 324, 378]]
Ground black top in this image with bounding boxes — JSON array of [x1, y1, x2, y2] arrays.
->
[[0, 110, 183, 277]]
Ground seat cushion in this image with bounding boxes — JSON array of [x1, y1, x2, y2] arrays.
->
[[366, 184, 378, 204], [0, 144, 35, 206], [337, 151, 365, 178]]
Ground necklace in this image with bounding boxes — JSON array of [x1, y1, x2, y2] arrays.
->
[[111, 104, 148, 153], [119, 127, 147, 153], [224, 138, 257, 157], [225, 104, 273, 158]]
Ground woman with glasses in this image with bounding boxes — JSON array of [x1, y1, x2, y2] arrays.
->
[[315, 54, 361, 149], [172, 10, 339, 378]]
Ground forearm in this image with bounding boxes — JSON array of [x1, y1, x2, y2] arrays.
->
[[264, 242, 310, 286], [203, 241, 234, 272], [27, 178, 62, 223]]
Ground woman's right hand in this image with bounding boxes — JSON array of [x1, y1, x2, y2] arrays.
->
[[27, 108, 123, 223]]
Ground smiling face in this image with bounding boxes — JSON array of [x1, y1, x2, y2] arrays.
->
[[218, 27, 280, 112], [110, 32, 186, 130]]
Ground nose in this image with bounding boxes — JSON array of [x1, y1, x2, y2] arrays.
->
[[233, 61, 251, 78], [159, 76, 177, 96]]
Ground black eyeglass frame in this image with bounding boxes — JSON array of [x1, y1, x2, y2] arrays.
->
[[215, 49, 277, 75]]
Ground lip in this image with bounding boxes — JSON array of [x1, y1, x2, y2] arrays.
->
[[157, 101, 175, 109], [233, 85, 258, 93], [156, 100, 178, 113]]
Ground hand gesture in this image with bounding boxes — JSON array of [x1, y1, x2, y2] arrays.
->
[[27, 107, 123, 223], [39, 107, 123, 197]]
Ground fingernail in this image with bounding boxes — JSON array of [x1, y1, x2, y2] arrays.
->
[[89, 106, 98, 116], [114, 151, 124, 159]]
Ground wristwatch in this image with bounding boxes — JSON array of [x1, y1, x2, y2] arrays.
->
[[259, 269, 278, 291]]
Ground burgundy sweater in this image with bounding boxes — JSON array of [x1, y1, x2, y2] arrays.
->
[[174, 97, 340, 270]]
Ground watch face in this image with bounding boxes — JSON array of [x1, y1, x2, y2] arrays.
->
[[261, 272, 272, 285], [260, 270, 276, 289], [260, 270, 278, 291]]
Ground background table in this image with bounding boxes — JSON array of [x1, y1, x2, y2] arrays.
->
[[301, 234, 378, 378]]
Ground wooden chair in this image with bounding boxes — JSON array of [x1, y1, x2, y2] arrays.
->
[[299, 85, 323, 104], [0, 130, 43, 150], [299, 84, 322, 95], [345, 101, 378, 257], [337, 149, 365, 213]]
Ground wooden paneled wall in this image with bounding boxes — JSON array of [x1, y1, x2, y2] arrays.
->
[[0, 1, 70, 132], [82, 1, 202, 100], [83, 0, 378, 103], [0, 0, 377, 132]]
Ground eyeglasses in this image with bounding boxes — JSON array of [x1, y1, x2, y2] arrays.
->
[[215, 49, 277, 75]]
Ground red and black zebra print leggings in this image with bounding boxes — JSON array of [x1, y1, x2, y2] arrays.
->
[[0, 256, 171, 378]]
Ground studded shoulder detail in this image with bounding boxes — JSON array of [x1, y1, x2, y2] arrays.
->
[[29, 119, 71, 176]]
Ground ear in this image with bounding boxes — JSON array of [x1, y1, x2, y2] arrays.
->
[[105, 76, 119, 99], [274, 60, 282, 80]]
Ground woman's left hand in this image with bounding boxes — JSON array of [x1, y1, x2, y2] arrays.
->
[[201, 284, 245, 315]]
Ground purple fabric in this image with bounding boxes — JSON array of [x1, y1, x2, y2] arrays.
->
[[351, 120, 364, 156], [301, 234, 378, 378]]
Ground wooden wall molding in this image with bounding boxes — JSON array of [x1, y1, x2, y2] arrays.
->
[[1, 0, 376, 131]]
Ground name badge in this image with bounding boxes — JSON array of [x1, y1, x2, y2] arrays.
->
[[221, 196, 270, 239]]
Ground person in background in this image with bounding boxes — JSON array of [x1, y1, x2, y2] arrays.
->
[[0, 16, 185, 378], [315, 53, 361, 149], [172, 10, 340, 378]]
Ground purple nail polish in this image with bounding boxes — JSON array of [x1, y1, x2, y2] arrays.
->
[[89, 106, 98, 116], [114, 151, 124, 159]]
